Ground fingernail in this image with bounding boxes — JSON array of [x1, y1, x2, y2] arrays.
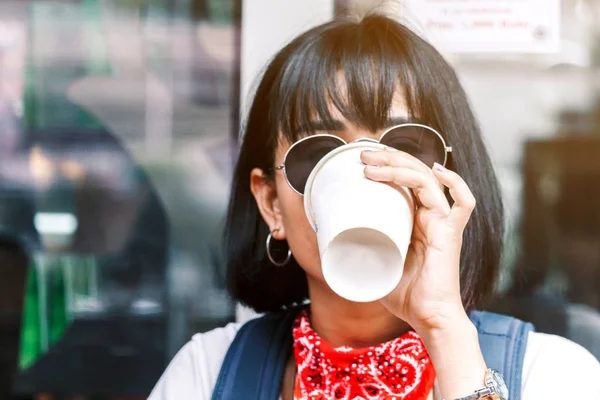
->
[[433, 162, 446, 172], [362, 150, 373, 153], [365, 165, 380, 169]]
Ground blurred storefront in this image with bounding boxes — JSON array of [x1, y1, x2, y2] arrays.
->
[[0, 0, 238, 398]]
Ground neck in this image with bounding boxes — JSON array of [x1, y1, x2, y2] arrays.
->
[[306, 276, 411, 349]]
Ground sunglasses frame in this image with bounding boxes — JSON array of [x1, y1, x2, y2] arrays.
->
[[274, 123, 452, 195]]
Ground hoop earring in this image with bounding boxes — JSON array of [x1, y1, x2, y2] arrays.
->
[[266, 230, 291, 267]]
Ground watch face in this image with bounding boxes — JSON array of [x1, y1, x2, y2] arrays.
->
[[492, 370, 509, 400]]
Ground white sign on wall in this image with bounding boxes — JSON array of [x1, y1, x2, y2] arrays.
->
[[406, 0, 561, 54]]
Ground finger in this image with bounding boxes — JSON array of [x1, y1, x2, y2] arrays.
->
[[365, 165, 451, 215], [432, 163, 476, 228], [361, 148, 431, 174]]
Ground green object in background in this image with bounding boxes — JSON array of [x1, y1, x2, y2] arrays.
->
[[49, 262, 68, 345], [19, 0, 113, 370], [19, 257, 71, 370], [19, 265, 40, 370]]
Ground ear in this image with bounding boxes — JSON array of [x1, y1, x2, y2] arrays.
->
[[250, 168, 286, 240]]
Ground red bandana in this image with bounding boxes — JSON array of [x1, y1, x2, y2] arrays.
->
[[292, 309, 436, 400]]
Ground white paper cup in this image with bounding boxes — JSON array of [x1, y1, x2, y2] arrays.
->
[[304, 142, 415, 302]]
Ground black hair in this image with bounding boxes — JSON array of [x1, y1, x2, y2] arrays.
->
[[224, 13, 504, 313]]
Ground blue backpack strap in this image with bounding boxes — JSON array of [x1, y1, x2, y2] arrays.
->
[[211, 307, 301, 400], [469, 311, 535, 400], [213, 308, 533, 400]]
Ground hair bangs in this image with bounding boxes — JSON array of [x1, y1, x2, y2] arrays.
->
[[272, 19, 421, 144]]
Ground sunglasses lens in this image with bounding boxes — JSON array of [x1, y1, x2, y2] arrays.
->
[[284, 135, 345, 194], [380, 125, 446, 167]]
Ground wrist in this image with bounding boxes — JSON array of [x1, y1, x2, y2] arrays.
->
[[412, 302, 472, 341], [417, 313, 488, 400], [419, 311, 480, 367]]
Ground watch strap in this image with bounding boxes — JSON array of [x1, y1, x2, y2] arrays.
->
[[454, 394, 480, 400], [454, 387, 494, 400], [449, 368, 498, 400]]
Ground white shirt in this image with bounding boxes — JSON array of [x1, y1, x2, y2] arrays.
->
[[148, 322, 600, 400]]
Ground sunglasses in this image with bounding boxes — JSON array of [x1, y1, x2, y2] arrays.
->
[[274, 123, 452, 195]]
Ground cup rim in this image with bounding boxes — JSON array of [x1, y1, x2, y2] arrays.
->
[[303, 141, 386, 230]]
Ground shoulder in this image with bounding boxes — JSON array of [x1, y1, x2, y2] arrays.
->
[[148, 322, 243, 400], [522, 331, 600, 398]]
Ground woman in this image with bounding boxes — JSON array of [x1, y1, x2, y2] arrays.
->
[[149, 13, 600, 400]]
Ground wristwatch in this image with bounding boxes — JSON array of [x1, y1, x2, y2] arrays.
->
[[455, 369, 509, 400]]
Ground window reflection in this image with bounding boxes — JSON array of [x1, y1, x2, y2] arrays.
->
[[0, 0, 238, 397], [491, 139, 600, 361]]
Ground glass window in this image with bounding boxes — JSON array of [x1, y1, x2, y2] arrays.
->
[[0, 0, 239, 397]]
